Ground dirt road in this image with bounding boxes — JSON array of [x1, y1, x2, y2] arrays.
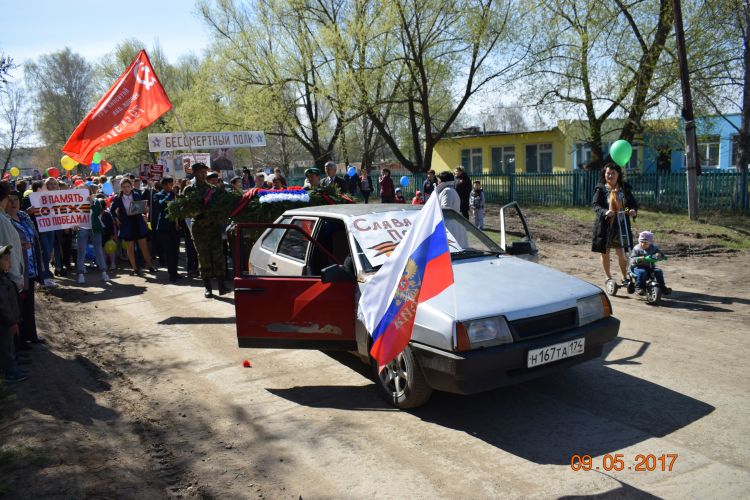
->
[[2, 239, 749, 498]]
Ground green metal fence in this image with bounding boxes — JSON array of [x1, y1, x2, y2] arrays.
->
[[386, 170, 750, 213], [287, 170, 749, 212]]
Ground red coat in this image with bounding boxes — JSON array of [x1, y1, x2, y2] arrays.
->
[[380, 175, 395, 200]]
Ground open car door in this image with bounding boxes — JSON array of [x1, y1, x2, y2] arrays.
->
[[499, 202, 538, 261], [233, 222, 357, 350]]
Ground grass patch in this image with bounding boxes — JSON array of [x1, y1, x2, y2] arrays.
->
[[489, 205, 750, 251], [0, 443, 49, 495], [0, 444, 49, 470]]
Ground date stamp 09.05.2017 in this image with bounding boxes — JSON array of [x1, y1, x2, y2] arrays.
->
[[570, 453, 678, 472]]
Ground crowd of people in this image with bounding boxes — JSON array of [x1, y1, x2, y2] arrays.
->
[[11, 159, 654, 384], [0, 162, 280, 382]]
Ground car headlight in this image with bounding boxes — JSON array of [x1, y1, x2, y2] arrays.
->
[[456, 316, 513, 351], [577, 293, 612, 326]]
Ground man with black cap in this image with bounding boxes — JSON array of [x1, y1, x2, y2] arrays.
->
[[303, 167, 322, 190], [184, 163, 228, 297]]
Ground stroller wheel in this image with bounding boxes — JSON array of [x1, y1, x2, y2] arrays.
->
[[646, 285, 662, 304], [605, 279, 618, 296], [626, 281, 636, 294]]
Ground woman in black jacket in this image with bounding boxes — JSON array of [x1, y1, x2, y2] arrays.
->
[[591, 163, 638, 284]]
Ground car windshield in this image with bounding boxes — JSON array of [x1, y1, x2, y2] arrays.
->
[[355, 209, 502, 273]]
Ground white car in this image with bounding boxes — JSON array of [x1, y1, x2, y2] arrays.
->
[[233, 203, 619, 408]]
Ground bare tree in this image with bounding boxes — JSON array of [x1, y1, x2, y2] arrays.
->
[[616, 0, 674, 143], [0, 54, 15, 86], [199, 0, 348, 168], [690, 0, 749, 174], [521, 0, 677, 169], [0, 83, 33, 177], [477, 103, 529, 131], [364, 0, 525, 172], [25, 48, 95, 148]]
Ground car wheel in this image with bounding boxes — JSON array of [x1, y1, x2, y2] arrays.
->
[[371, 345, 432, 409]]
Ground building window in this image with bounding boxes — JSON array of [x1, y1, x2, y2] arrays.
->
[[697, 135, 720, 168], [461, 148, 483, 174], [491, 146, 515, 174], [526, 144, 553, 173]]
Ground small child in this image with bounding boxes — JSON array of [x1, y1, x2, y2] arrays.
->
[[411, 190, 425, 205], [469, 180, 485, 229], [394, 188, 406, 203], [0, 245, 26, 382], [96, 194, 118, 271], [629, 231, 671, 295]]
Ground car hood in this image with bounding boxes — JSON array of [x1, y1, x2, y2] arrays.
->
[[430, 255, 600, 320], [405, 255, 602, 350]]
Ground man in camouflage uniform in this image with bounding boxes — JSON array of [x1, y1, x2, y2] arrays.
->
[[185, 163, 228, 298]]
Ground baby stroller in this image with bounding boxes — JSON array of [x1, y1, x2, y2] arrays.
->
[[604, 193, 635, 297], [607, 255, 670, 305], [630, 254, 670, 305]]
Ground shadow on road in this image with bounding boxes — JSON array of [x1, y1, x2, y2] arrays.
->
[[42, 282, 147, 303], [601, 337, 650, 366], [657, 290, 749, 313], [158, 316, 236, 325], [269, 356, 714, 466], [558, 478, 661, 499]]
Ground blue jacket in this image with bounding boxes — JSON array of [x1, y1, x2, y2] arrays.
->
[[154, 190, 178, 233]]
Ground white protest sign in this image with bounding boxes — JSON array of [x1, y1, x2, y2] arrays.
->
[[147, 131, 266, 152], [347, 210, 463, 269], [29, 189, 91, 232]]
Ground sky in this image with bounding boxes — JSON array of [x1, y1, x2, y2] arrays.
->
[[1, 0, 212, 70]]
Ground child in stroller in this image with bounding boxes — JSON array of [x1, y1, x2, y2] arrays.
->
[[629, 230, 671, 299]]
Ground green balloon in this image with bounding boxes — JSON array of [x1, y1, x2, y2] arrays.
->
[[92, 152, 102, 164], [610, 140, 632, 167]]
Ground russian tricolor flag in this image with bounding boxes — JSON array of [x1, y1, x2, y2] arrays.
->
[[358, 193, 454, 367]]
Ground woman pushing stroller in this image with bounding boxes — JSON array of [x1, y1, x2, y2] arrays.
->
[[591, 162, 638, 285]]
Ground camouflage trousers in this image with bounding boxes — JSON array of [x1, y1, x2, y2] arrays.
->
[[191, 221, 226, 280]]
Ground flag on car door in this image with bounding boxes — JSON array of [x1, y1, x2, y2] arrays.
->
[[357, 193, 454, 367], [62, 50, 172, 165]]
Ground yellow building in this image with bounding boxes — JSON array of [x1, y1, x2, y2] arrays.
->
[[432, 127, 568, 174]]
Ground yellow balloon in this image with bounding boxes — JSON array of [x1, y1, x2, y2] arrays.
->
[[9, 166, 20, 177], [61, 155, 78, 171]]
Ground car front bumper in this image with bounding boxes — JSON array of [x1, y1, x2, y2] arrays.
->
[[411, 316, 620, 395]]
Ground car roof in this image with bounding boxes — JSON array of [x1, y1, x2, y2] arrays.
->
[[283, 203, 422, 219]]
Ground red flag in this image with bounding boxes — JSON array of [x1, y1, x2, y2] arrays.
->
[[62, 50, 172, 165], [99, 160, 113, 175]]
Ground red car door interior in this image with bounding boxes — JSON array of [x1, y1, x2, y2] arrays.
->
[[234, 223, 357, 350]]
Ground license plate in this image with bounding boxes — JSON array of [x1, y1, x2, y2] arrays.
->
[[527, 338, 585, 368]]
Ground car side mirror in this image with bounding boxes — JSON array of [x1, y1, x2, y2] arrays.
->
[[506, 241, 532, 255], [321, 264, 355, 283]]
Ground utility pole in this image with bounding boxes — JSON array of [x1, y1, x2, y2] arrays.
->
[[672, 0, 700, 220]]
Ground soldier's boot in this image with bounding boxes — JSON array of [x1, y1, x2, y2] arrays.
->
[[218, 279, 229, 296], [204, 278, 213, 298]]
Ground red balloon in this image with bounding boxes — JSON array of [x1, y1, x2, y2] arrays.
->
[[48, 167, 60, 178]]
